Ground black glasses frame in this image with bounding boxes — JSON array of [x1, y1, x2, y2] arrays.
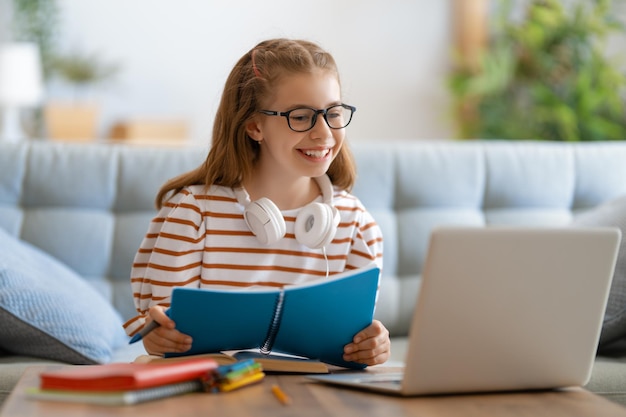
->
[[258, 103, 356, 132]]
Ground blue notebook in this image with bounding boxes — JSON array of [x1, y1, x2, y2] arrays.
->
[[165, 264, 380, 369]]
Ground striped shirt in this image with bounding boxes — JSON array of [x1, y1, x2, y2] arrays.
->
[[123, 184, 383, 336]]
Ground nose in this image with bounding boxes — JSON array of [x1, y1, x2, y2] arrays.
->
[[309, 110, 332, 138]]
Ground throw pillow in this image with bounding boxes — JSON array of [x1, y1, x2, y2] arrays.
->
[[0, 228, 128, 364], [571, 196, 626, 348]]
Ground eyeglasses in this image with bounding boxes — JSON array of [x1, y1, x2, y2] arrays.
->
[[258, 104, 356, 132]]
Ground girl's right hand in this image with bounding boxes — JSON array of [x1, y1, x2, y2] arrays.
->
[[142, 305, 193, 356]]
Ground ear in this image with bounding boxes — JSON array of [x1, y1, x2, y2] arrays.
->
[[245, 117, 263, 142]]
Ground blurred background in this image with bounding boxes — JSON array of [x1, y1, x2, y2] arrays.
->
[[0, 0, 625, 144]]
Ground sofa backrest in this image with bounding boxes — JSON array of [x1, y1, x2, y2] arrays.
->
[[353, 141, 626, 334], [2, 140, 626, 336], [0, 142, 206, 323]]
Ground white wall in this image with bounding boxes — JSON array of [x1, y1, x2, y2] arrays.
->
[[46, 0, 456, 143]]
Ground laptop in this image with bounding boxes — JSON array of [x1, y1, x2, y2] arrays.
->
[[308, 226, 621, 396]]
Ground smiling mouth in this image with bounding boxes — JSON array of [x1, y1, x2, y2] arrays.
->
[[302, 148, 331, 158]]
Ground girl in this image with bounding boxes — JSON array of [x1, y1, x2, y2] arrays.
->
[[123, 38, 389, 366]]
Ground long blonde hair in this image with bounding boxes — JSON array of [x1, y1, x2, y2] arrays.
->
[[155, 38, 357, 209]]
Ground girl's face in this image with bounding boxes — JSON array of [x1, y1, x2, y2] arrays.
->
[[246, 70, 345, 182]]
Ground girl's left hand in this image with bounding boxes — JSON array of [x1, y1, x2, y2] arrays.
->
[[343, 320, 390, 366]]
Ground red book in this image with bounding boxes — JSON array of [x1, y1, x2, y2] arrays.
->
[[40, 358, 218, 392]]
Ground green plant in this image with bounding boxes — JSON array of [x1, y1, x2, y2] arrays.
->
[[11, 0, 120, 98], [10, 0, 60, 80], [50, 50, 120, 99], [449, 0, 626, 141]]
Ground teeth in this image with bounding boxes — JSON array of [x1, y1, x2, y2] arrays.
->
[[304, 149, 329, 158]]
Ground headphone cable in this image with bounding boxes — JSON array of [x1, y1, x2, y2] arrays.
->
[[322, 247, 329, 278]]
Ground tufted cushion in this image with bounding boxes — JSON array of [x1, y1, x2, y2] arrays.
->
[[0, 228, 128, 364], [571, 196, 626, 347]]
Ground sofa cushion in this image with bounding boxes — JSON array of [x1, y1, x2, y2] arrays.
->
[[571, 196, 626, 347], [0, 228, 128, 364]]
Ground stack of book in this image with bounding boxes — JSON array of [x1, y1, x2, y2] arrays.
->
[[26, 357, 264, 406]]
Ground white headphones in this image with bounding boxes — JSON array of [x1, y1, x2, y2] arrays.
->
[[234, 175, 340, 249]]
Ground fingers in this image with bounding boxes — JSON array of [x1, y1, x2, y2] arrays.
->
[[352, 320, 387, 344], [142, 305, 192, 356], [143, 326, 192, 356], [343, 320, 391, 366], [148, 305, 175, 329]]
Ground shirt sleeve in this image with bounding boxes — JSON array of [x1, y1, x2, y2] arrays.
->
[[346, 204, 384, 272], [123, 188, 205, 336]]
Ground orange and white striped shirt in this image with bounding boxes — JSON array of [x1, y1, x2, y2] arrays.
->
[[123, 184, 383, 336]]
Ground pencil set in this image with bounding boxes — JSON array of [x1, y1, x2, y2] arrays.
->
[[203, 359, 265, 392]]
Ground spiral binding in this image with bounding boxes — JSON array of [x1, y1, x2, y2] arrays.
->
[[125, 380, 203, 404], [260, 289, 285, 354]]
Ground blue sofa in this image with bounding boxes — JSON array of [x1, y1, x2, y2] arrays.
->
[[1, 140, 626, 406]]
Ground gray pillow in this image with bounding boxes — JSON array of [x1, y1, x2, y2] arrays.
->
[[0, 228, 128, 364], [571, 196, 626, 348]]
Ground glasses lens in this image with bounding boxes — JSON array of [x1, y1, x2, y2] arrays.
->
[[288, 108, 316, 132], [326, 105, 353, 129]]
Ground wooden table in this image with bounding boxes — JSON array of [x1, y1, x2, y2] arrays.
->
[[2, 366, 626, 417]]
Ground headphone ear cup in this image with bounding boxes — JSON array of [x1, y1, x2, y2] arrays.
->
[[294, 203, 339, 249], [243, 197, 286, 245]]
